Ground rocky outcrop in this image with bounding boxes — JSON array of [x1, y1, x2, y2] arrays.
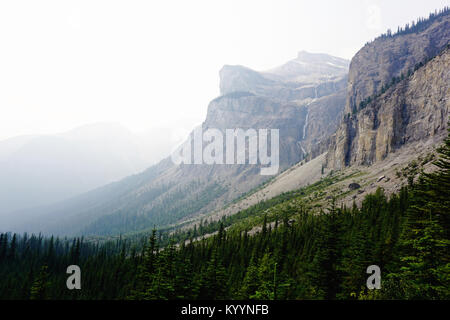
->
[[205, 94, 307, 166], [327, 10, 450, 170], [346, 12, 450, 114], [302, 89, 346, 158], [327, 47, 450, 169]]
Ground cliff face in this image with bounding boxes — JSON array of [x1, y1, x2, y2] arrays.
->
[[302, 89, 346, 159], [326, 10, 450, 170], [218, 52, 349, 158], [345, 13, 450, 114], [327, 47, 450, 169], [204, 94, 307, 166]]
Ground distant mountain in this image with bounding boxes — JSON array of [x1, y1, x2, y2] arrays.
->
[[0, 123, 174, 221], [7, 52, 349, 236], [264, 50, 349, 83], [220, 51, 348, 102]]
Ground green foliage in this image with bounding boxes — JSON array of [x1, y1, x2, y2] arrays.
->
[[393, 124, 450, 299], [30, 265, 50, 300], [1, 124, 449, 300]]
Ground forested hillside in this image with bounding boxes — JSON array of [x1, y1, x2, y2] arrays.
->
[[1, 126, 448, 300]]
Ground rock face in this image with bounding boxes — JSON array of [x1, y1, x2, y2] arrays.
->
[[218, 52, 349, 157], [346, 12, 450, 114], [348, 183, 361, 191], [327, 11, 450, 170], [327, 47, 450, 169], [302, 89, 347, 159], [205, 94, 307, 166]]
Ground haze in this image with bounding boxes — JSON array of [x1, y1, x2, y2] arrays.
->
[[0, 0, 448, 141]]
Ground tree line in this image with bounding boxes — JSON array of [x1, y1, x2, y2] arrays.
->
[[1, 127, 449, 300]]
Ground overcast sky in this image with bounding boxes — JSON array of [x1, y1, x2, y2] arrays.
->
[[0, 0, 448, 141]]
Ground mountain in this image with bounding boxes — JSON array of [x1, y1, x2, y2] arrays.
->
[[346, 11, 450, 115], [327, 9, 450, 169], [218, 52, 349, 157], [264, 50, 349, 83], [0, 123, 174, 222], [1, 7, 449, 302], [7, 52, 349, 236], [175, 8, 450, 238], [220, 52, 348, 102]]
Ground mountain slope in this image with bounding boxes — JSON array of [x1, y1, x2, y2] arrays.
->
[[8, 52, 349, 236], [171, 9, 450, 239], [0, 123, 174, 218]]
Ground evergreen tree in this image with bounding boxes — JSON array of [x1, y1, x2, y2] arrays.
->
[[30, 265, 50, 300], [397, 124, 450, 299], [201, 249, 227, 299]]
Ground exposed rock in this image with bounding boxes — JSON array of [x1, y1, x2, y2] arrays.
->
[[327, 11, 450, 170], [303, 89, 347, 158], [204, 94, 307, 166], [328, 46, 450, 169], [345, 12, 450, 114], [348, 183, 361, 190]]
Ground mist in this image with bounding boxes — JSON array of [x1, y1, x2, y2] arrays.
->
[[0, 122, 178, 226]]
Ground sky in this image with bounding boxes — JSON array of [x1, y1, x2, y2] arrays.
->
[[0, 0, 448, 141]]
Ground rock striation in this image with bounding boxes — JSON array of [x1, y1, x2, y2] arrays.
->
[[327, 11, 450, 169]]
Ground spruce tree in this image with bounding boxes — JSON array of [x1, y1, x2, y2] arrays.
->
[[30, 265, 50, 300], [398, 123, 450, 299]]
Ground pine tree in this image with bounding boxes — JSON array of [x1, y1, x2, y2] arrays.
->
[[240, 254, 259, 299], [130, 229, 159, 299], [397, 123, 450, 299], [201, 249, 227, 299], [251, 252, 276, 300], [30, 265, 50, 300], [149, 240, 176, 300], [0, 233, 7, 262], [7, 234, 17, 261], [308, 200, 343, 299]]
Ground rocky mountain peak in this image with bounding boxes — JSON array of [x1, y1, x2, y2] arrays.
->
[[219, 52, 349, 102]]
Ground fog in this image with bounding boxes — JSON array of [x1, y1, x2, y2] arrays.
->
[[0, 122, 176, 220], [0, 0, 448, 140], [0, 0, 448, 223]]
